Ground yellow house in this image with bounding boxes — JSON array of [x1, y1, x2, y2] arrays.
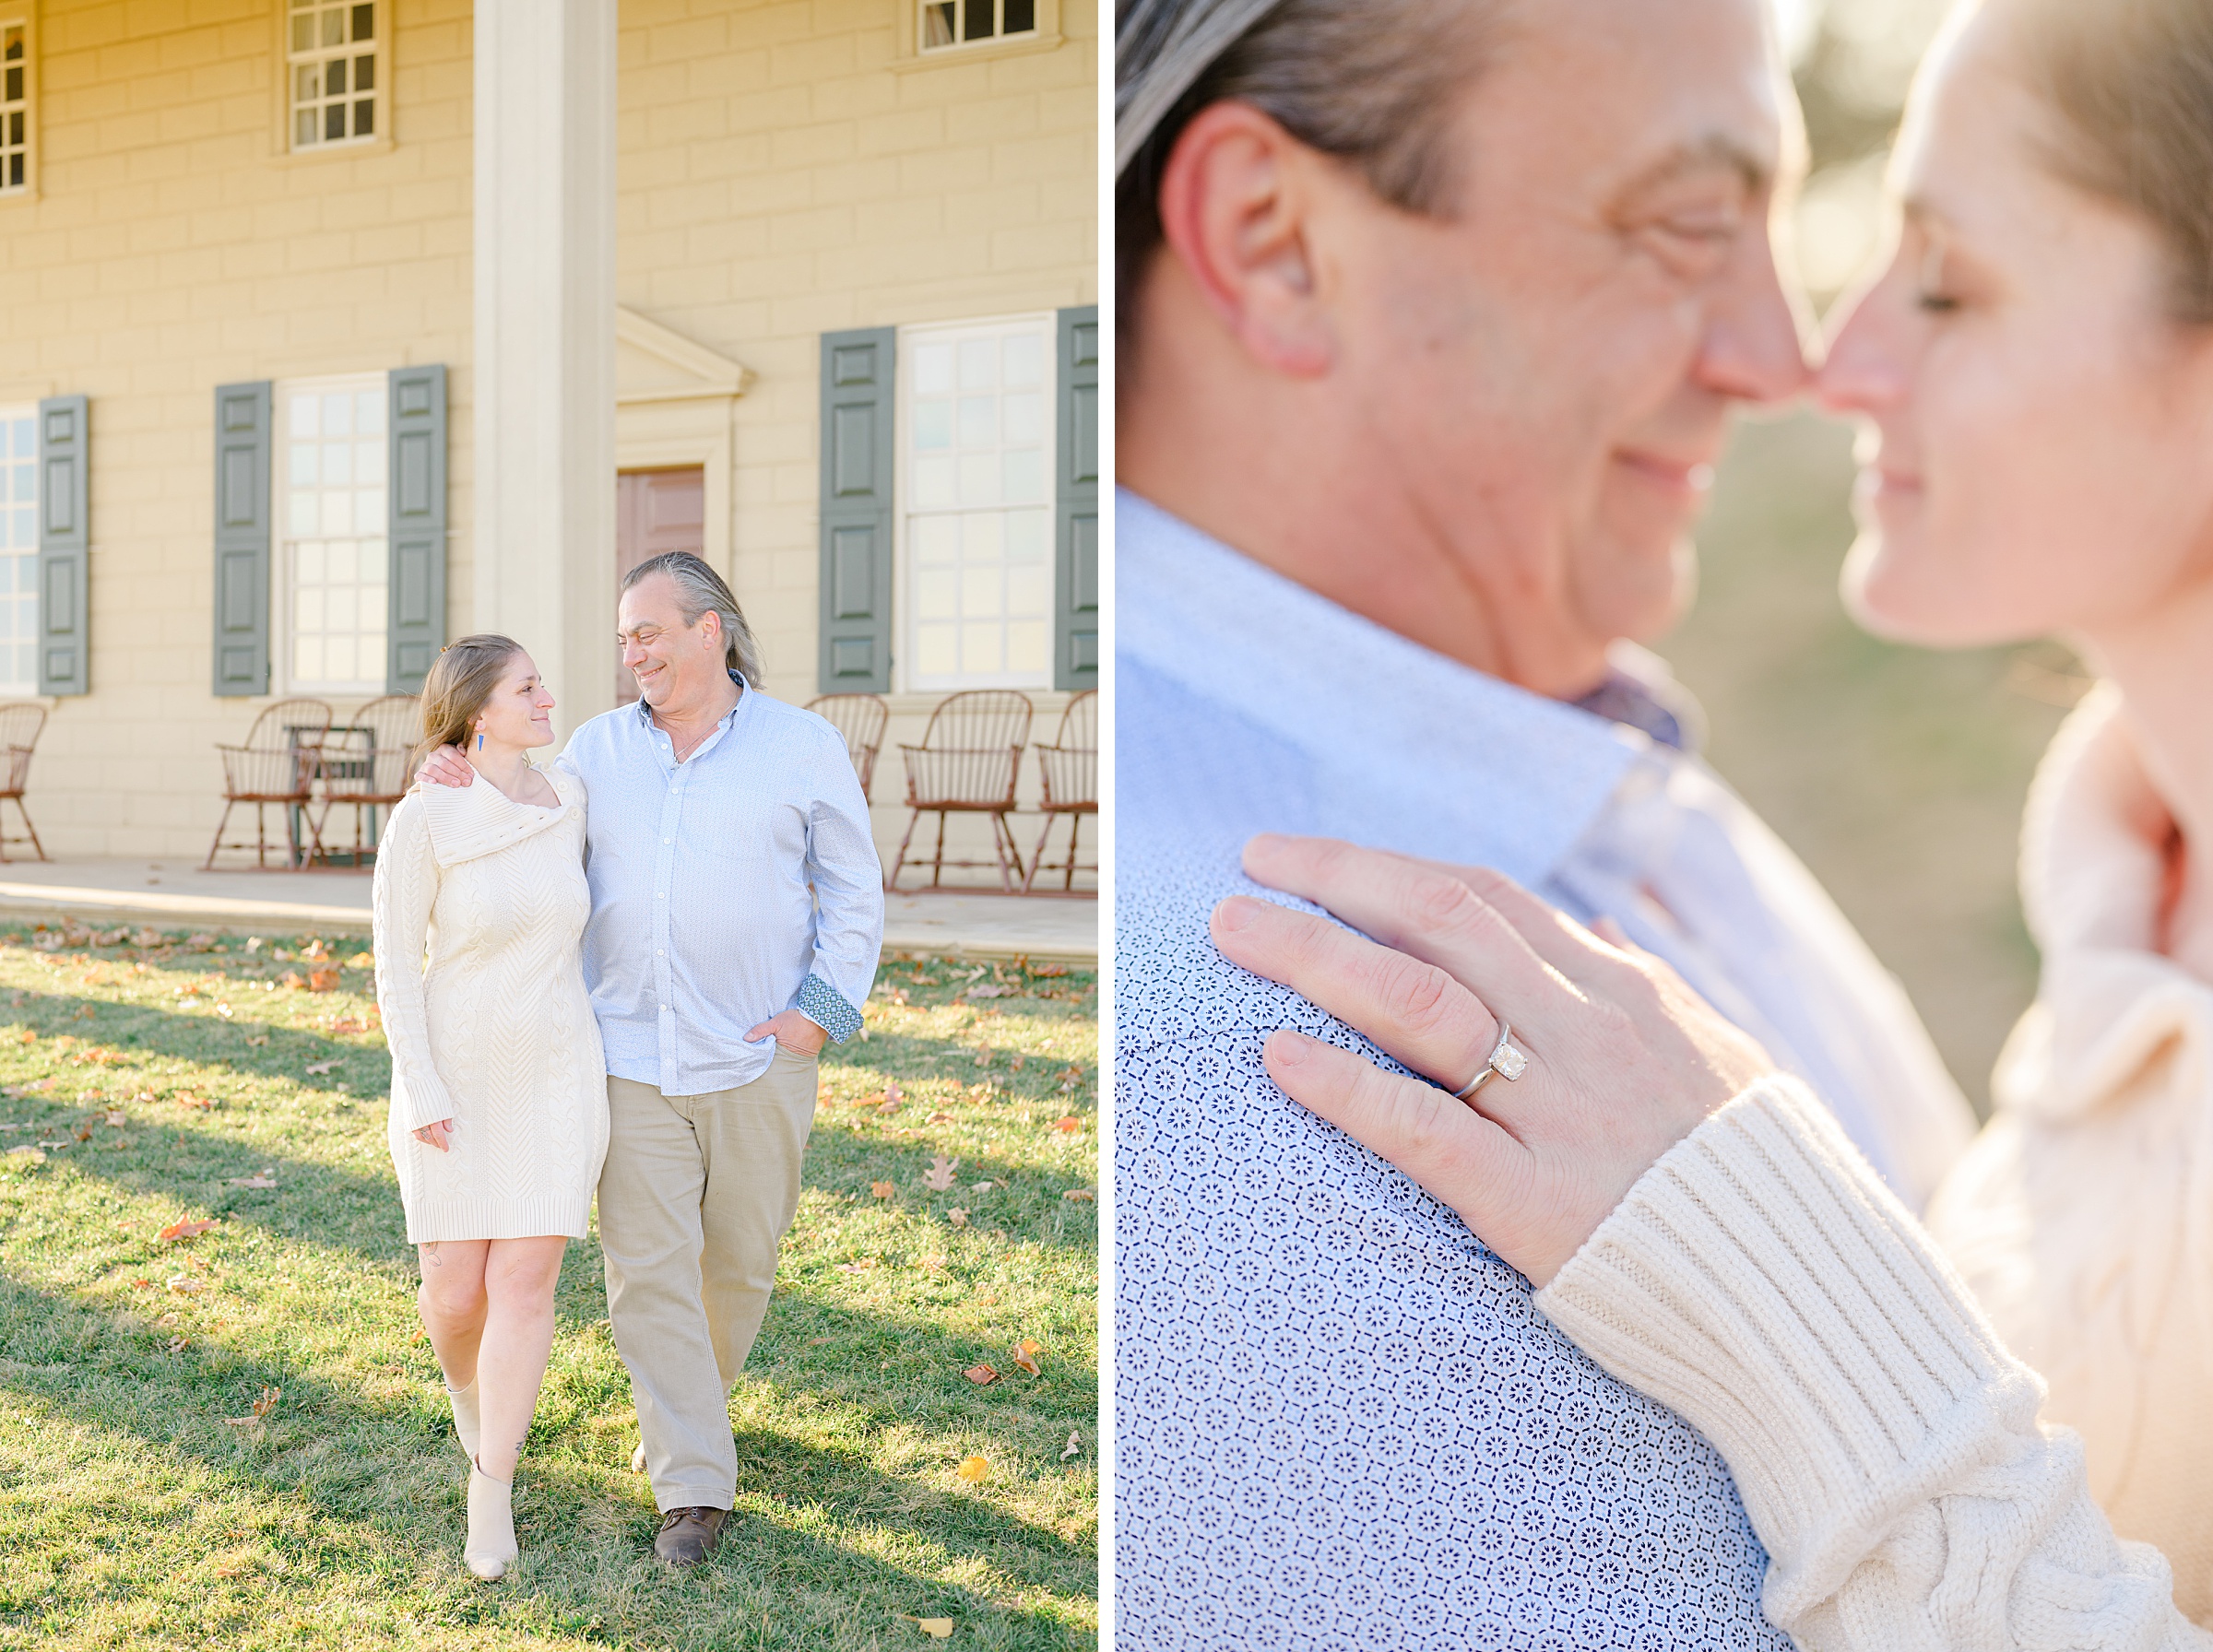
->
[[0, 0, 1097, 888]]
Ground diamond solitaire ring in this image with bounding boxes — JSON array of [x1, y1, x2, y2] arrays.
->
[[1451, 1021, 1530, 1101]]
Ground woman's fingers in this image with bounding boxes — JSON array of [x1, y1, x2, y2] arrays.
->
[[1262, 1031, 1535, 1263], [1245, 835, 1626, 993], [1213, 895, 1500, 1092]]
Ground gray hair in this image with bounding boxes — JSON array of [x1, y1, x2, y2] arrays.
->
[[1116, 0, 1509, 336], [621, 551, 764, 687]]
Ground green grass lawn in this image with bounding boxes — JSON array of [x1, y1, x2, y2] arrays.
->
[[0, 924, 1098, 1650]]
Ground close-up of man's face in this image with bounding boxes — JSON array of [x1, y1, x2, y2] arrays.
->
[[1319, 0, 1809, 679]]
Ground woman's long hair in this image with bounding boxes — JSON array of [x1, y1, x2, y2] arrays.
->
[[411, 634, 525, 774]]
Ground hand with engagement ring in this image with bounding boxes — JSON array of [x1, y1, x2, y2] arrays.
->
[[1209, 833, 1775, 1286], [412, 1118, 456, 1153]]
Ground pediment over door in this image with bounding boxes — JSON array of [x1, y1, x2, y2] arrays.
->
[[616, 307, 754, 404]]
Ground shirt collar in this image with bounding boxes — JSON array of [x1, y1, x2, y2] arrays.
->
[[632, 670, 749, 733], [1118, 489, 1650, 888]]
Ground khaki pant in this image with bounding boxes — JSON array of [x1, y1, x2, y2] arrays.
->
[[598, 1046, 817, 1512]]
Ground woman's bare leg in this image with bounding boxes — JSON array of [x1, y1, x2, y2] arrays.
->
[[474, 1235, 568, 1482], [417, 1239, 491, 1388]]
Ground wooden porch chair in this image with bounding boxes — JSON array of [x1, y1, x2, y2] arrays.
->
[[0, 703, 50, 863], [805, 692, 891, 799], [1024, 689, 1095, 894], [890, 690, 1034, 891], [309, 695, 423, 866], [204, 699, 333, 870]]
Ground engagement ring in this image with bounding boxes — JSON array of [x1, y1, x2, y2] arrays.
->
[[1451, 1022, 1530, 1100]]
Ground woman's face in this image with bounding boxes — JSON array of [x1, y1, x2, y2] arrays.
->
[[1817, 4, 2213, 649], [476, 652, 555, 751]]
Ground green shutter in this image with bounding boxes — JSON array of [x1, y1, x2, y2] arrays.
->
[[35, 395, 89, 697], [818, 327, 896, 693], [386, 364, 447, 693], [211, 381, 272, 697], [1053, 305, 1099, 690]]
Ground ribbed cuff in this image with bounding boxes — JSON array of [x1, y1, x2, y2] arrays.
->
[[796, 972, 863, 1044], [399, 1077, 458, 1130], [1536, 1075, 2044, 1621]]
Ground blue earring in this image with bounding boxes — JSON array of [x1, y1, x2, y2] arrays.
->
[[476, 732, 483, 751]]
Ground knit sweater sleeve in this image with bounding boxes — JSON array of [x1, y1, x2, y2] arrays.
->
[[372, 797, 457, 1131], [1536, 1075, 2210, 1652]]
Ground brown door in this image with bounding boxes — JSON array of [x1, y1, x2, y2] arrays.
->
[[615, 466, 706, 702]]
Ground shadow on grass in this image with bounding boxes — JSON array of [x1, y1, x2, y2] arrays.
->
[[0, 1267, 1093, 1641]]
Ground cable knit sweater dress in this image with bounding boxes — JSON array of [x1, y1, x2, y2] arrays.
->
[[1535, 686, 2213, 1648], [373, 767, 609, 1244]]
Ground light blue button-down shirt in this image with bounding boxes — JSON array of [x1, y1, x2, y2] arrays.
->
[[558, 675, 883, 1099], [1113, 492, 1973, 1650]]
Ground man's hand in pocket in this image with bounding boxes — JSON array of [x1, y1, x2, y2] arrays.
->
[[746, 1009, 827, 1056]]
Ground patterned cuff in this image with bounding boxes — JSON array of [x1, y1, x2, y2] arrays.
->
[[795, 973, 864, 1044]]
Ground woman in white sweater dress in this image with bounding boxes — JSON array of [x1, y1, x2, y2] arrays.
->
[[374, 633, 608, 1582], [1207, 0, 2213, 1643]]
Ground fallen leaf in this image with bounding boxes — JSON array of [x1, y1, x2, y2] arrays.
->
[[961, 984, 1012, 1001], [917, 1619, 953, 1639], [954, 1454, 988, 1481], [836, 1259, 880, 1274], [870, 1181, 894, 1200], [303, 1060, 337, 1076], [165, 1336, 187, 1353], [947, 1208, 968, 1227], [1012, 1338, 1044, 1376], [244, 1035, 268, 1047], [325, 1017, 365, 1035], [306, 969, 340, 993], [348, 952, 373, 969], [1061, 1188, 1095, 1202], [1061, 1430, 1081, 1460], [277, 972, 303, 990], [1054, 1116, 1082, 1133], [962, 1364, 998, 1386], [167, 1274, 207, 1295], [973, 1050, 995, 1068], [1030, 963, 1068, 978], [5, 1146, 44, 1164], [228, 1174, 277, 1190], [922, 1155, 960, 1192], [159, 1217, 217, 1243], [224, 1385, 281, 1428], [926, 1110, 953, 1124], [134, 927, 165, 948], [103, 1111, 124, 1127], [173, 1092, 213, 1110], [73, 1123, 92, 1142]]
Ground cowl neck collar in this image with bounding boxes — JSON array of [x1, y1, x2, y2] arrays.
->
[[414, 767, 574, 869], [1994, 684, 2213, 1122]]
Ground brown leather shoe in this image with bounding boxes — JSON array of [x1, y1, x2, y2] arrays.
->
[[654, 1505, 728, 1567]]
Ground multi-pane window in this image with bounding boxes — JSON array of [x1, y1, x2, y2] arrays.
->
[[2, 22, 29, 194], [288, 0, 377, 149], [0, 409, 38, 692], [901, 317, 1054, 690], [278, 379, 387, 693], [919, 0, 1037, 50]]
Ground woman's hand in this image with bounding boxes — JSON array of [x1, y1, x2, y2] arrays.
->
[[414, 746, 473, 789], [412, 1118, 456, 1152], [1210, 833, 1775, 1286]]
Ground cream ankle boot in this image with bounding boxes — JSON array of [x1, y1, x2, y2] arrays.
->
[[465, 1457, 517, 1580], [444, 1378, 480, 1461]]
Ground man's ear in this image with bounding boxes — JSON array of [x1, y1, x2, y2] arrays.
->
[[1154, 102, 1336, 378]]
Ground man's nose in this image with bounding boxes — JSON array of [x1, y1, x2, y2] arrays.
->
[[1695, 236, 1817, 409]]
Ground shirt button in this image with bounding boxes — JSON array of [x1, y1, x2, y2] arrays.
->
[[663, 838, 671, 845]]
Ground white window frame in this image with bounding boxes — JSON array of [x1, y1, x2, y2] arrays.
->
[[893, 312, 1059, 695], [895, 0, 1060, 67], [279, 0, 389, 158], [1, 16, 32, 199], [271, 372, 390, 699], [0, 403, 37, 696]]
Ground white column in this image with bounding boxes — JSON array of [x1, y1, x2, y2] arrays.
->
[[473, 0, 617, 740]]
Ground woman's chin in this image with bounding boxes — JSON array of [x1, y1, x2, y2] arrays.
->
[[1839, 532, 2024, 649]]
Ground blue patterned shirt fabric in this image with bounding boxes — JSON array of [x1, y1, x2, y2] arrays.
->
[[557, 673, 883, 1099], [1113, 492, 1975, 1650]]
